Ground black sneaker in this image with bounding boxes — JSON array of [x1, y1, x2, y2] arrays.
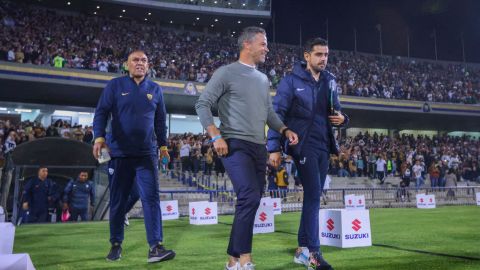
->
[[106, 243, 122, 261], [147, 243, 176, 263], [308, 252, 334, 270]]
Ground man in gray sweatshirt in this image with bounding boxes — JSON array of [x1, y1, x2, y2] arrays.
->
[[195, 26, 298, 270]]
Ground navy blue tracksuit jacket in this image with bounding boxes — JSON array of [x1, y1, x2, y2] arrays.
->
[[266, 61, 349, 253], [63, 179, 95, 209], [93, 76, 167, 157]]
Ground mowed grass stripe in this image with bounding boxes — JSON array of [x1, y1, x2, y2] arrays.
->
[[13, 206, 480, 270]]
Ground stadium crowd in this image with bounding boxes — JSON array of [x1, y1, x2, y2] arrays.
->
[[1, 119, 479, 186], [0, 0, 479, 104]]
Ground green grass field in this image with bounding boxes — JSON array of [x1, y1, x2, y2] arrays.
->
[[13, 206, 480, 270]]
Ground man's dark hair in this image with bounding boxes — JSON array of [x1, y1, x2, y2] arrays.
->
[[237, 26, 266, 50], [304, 37, 328, 53], [127, 49, 147, 60], [38, 166, 48, 172]]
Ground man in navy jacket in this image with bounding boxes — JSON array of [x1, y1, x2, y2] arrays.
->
[[63, 171, 95, 221], [22, 167, 56, 223], [267, 37, 348, 270], [93, 50, 175, 263]]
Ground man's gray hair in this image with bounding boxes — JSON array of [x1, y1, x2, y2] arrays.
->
[[237, 26, 266, 50]]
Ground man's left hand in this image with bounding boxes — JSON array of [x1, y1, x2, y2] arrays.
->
[[159, 149, 170, 162], [328, 112, 345, 126], [285, 130, 299, 145]]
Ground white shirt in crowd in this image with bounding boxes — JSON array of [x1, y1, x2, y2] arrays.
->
[[180, 143, 191, 158], [98, 61, 109, 72], [376, 158, 386, 172], [4, 137, 16, 154], [412, 164, 423, 178], [7, 50, 15, 61]]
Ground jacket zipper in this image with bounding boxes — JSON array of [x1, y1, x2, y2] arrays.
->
[[297, 79, 317, 157]]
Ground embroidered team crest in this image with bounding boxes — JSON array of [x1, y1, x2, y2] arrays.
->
[[147, 94, 153, 100], [108, 168, 115, 175]]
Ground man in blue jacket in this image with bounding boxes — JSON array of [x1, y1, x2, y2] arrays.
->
[[63, 171, 95, 221], [267, 37, 348, 270], [93, 50, 175, 263], [22, 167, 56, 223]]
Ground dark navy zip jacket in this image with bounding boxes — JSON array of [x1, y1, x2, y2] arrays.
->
[[63, 179, 95, 209], [93, 76, 167, 157], [22, 177, 55, 212], [267, 62, 349, 157]]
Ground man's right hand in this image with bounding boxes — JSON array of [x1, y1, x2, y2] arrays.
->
[[269, 152, 282, 168], [63, 203, 69, 210], [93, 141, 109, 159], [22, 202, 28, 210], [214, 138, 228, 156], [207, 125, 228, 156]]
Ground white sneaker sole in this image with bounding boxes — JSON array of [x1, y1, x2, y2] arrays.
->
[[293, 256, 309, 266]]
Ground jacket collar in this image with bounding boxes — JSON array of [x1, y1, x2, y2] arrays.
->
[[292, 61, 335, 83]]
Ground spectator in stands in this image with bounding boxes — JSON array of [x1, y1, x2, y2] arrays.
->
[[348, 157, 357, 177], [204, 146, 214, 175], [191, 141, 202, 176], [2, 0, 479, 104], [428, 162, 440, 188], [3, 130, 16, 155], [337, 161, 349, 177], [396, 179, 410, 202], [376, 154, 387, 184], [63, 171, 95, 222], [356, 154, 365, 177], [7, 47, 14, 61], [98, 58, 109, 72], [53, 53, 65, 68], [401, 167, 412, 187], [412, 160, 424, 189], [275, 165, 288, 198], [82, 126, 93, 144], [438, 159, 449, 187], [22, 167, 56, 223], [445, 168, 457, 200], [15, 47, 24, 63], [266, 164, 277, 193], [179, 138, 191, 172]]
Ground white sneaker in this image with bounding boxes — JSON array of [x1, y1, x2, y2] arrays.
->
[[225, 262, 239, 270], [293, 247, 309, 266], [239, 262, 255, 270], [124, 215, 130, 226]]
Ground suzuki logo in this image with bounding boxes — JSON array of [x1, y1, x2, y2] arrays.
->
[[348, 199, 352, 205], [352, 219, 362, 232], [420, 198, 424, 203], [273, 202, 277, 208], [327, 218, 334, 231], [205, 207, 211, 215], [166, 205, 173, 212], [358, 199, 363, 204], [191, 208, 195, 215], [259, 212, 267, 222], [429, 198, 433, 203]]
